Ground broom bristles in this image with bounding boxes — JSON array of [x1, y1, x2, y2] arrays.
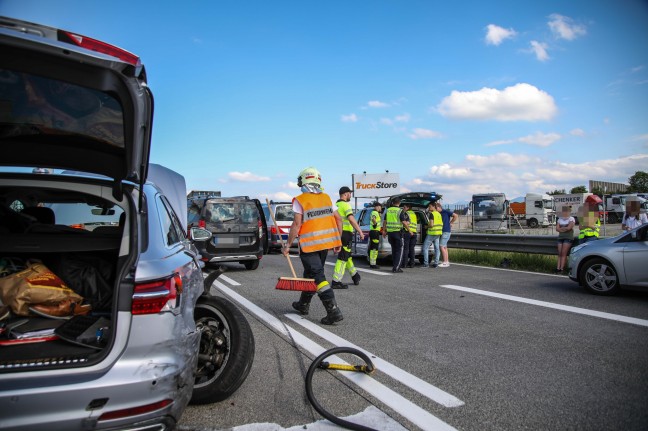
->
[[275, 276, 318, 292]]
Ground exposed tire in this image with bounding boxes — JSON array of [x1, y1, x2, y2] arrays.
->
[[243, 260, 260, 270], [527, 218, 539, 228], [578, 257, 620, 296], [191, 296, 255, 404]]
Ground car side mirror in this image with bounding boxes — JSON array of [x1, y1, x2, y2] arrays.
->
[[190, 227, 212, 241]]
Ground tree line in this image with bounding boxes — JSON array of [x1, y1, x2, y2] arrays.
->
[[546, 171, 648, 196]]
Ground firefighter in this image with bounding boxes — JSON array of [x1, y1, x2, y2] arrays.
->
[[332, 186, 365, 288], [382, 196, 409, 273], [285, 167, 344, 325], [368, 201, 382, 269]]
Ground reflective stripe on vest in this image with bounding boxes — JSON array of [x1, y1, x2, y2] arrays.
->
[[407, 210, 417, 233], [385, 207, 402, 232], [370, 210, 381, 231], [427, 211, 442, 235], [295, 193, 342, 252], [578, 220, 600, 239], [337, 200, 354, 232]]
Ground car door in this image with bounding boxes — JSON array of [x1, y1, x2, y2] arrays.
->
[[253, 199, 269, 255], [623, 225, 648, 287], [352, 209, 371, 256]]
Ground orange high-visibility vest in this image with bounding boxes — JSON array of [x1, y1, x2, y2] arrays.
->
[[294, 192, 342, 253]]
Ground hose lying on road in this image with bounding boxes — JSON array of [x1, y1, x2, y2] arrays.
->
[[305, 347, 378, 431]]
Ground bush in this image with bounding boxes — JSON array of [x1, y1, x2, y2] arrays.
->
[[448, 249, 557, 273]]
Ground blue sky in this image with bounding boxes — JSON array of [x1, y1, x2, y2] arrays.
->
[[3, 0, 647, 204]]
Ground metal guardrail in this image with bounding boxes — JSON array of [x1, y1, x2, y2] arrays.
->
[[447, 233, 557, 255]]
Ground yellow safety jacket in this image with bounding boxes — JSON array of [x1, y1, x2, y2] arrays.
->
[[336, 200, 354, 232], [427, 211, 443, 236], [370, 210, 381, 231], [295, 193, 342, 252], [385, 207, 402, 233], [407, 210, 417, 234], [578, 219, 601, 239]]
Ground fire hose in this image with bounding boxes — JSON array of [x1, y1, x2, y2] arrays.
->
[[305, 347, 378, 431]]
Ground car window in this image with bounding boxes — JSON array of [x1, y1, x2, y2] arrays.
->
[[274, 205, 294, 222], [359, 209, 372, 226], [158, 196, 183, 246], [34, 201, 122, 231], [206, 202, 259, 224], [187, 200, 202, 226]]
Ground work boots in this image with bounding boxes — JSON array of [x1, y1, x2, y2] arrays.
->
[[351, 272, 361, 285], [331, 280, 348, 289], [319, 290, 343, 325], [292, 292, 315, 315]]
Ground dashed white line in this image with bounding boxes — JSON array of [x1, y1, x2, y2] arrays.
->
[[440, 284, 648, 328], [211, 279, 458, 431], [285, 313, 464, 408], [324, 261, 391, 276]]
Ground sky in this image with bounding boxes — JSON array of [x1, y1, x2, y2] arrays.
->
[[3, 0, 648, 205]]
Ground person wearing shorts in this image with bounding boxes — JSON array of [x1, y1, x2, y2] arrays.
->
[[555, 206, 575, 273], [436, 202, 457, 268]]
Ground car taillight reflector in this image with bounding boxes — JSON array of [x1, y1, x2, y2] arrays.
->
[[258, 218, 263, 238], [198, 219, 206, 228], [98, 399, 173, 421], [58, 30, 140, 66], [270, 226, 277, 235], [132, 274, 180, 315]]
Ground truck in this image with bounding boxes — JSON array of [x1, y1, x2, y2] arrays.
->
[[604, 194, 648, 223], [507, 193, 556, 228], [470, 193, 508, 231], [552, 193, 603, 223]]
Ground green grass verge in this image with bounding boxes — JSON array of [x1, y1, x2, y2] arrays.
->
[[448, 248, 558, 273]]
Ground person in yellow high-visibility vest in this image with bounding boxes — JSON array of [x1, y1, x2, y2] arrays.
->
[[577, 204, 601, 244], [368, 201, 382, 269], [285, 167, 344, 325], [403, 203, 418, 268], [331, 186, 365, 288], [422, 202, 443, 268], [382, 196, 409, 273]]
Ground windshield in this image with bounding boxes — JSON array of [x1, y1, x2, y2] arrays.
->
[[473, 195, 505, 211], [274, 205, 294, 222], [0, 69, 125, 148]]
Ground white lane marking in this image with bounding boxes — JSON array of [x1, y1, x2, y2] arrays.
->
[[219, 274, 240, 286], [440, 285, 648, 328], [449, 262, 566, 278], [285, 313, 464, 408], [211, 280, 458, 431], [324, 261, 391, 276]]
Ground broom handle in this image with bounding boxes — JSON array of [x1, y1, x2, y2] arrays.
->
[[266, 198, 298, 278]]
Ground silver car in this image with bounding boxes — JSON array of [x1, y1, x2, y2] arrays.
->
[[0, 16, 253, 430], [568, 223, 648, 295]]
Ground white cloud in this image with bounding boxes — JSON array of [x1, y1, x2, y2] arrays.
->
[[380, 118, 393, 126], [259, 192, 293, 201], [485, 24, 517, 46], [518, 132, 561, 147], [485, 139, 515, 147], [284, 181, 299, 189], [409, 128, 443, 140], [228, 171, 271, 182], [548, 14, 587, 41], [367, 100, 390, 108], [414, 153, 648, 204], [630, 65, 645, 74], [341, 113, 358, 123], [529, 40, 550, 61], [395, 113, 411, 123], [570, 128, 585, 136], [437, 83, 558, 122]]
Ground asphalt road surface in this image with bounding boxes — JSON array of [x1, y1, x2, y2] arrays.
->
[[179, 251, 648, 431]]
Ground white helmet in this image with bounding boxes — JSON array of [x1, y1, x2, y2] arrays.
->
[[298, 167, 322, 187]]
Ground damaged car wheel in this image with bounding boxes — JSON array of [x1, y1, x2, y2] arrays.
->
[[191, 296, 255, 404]]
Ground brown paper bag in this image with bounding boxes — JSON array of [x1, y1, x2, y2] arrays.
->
[[0, 262, 84, 316]]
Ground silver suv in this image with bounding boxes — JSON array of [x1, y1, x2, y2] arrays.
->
[[0, 16, 253, 430]]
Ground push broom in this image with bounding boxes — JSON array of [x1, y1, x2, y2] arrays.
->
[[266, 198, 318, 292]]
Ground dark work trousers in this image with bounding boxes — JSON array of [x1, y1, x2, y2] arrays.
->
[[401, 230, 411, 268], [299, 249, 329, 287], [406, 232, 417, 266], [387, 231, 404, 271]]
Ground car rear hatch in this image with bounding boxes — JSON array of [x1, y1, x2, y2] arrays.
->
[[203, 198, 263, 255], [0, 16, 153, 194]]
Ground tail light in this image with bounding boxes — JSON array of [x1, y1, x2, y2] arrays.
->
[[198, 219, 206, 228], [132, 273, 182, 315], [258, 218, 263, 238], [58, 30, 140, 66], [270, 226, 277, 235]]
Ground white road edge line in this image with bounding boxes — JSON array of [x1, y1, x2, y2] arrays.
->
[[440, 284, 648, 328], [219, 274, 240, 286], [285, 313, 464, 408], [324, 261, 391, 276], [211, 280, 457, 431], [449, 262, 566, 278]]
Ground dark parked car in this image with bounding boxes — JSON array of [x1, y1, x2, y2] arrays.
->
[[188, 196, 268, 269], [0, 16, 253, 430]]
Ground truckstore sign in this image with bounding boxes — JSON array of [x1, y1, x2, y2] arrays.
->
[[352, 173, 401, 197]]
